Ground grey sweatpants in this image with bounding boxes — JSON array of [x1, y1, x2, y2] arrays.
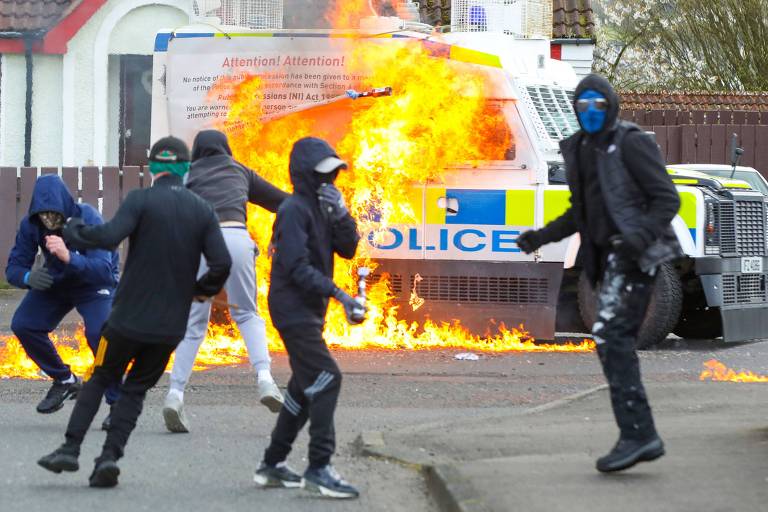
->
[[170, 227, 270, 392]]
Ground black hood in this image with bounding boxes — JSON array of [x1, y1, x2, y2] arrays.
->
[[573, 74, 620, 133], [192, 130, 233, 160], [289, 137, 342, 196]]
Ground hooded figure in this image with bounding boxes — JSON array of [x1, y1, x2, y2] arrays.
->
[[257, 137, 362, 498], [163, 129, 289, 432], [7, 175, 119, 289], [517, 74, 681, 474], [6, 174, 121, 417]]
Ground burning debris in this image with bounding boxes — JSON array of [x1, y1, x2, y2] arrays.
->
[[699, 359, 768, 383]]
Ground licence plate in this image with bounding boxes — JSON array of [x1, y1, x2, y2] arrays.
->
[[741, 257, 763, 274]]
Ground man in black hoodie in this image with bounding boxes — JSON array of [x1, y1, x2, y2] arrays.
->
[[163, 130, 289, 434], [517, 74, 681, 473], [37, 137, 231, 488], [253, 137, 362, 499]]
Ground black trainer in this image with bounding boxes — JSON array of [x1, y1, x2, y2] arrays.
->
[[596, 435, 665, 473], [101, 405, 115, 431], [303, 465, 359, 499], [36, 376, 81, 414], [89, 458, 120, 488], [38, 447, 79, 473], [253, 461, 303, 488]]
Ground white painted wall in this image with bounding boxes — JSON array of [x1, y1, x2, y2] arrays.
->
[[31, 55, 64, 166], [561, 43, 594, 79], [58, 0, 193, 166], [0, 55, 26, 166]]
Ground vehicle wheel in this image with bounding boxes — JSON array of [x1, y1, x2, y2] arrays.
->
[[577, 262, 683, 350], [672, 307, 722, 339]]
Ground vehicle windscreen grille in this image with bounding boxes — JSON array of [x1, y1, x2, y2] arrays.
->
[[367, 273, 403, 295], [412, 275, 549, 304], [736, 201, 766, 256], [719, 202, 737, 254], [722, 274, 767, 305], [525, 86, 579, 140]]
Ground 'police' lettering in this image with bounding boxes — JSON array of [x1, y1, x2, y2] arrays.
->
[[368, 228, 403, 250], [492, 230, 520, 252], [454, 229, 486, 252]]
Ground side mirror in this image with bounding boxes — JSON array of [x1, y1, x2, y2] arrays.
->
[[730, 133, 745, 168]]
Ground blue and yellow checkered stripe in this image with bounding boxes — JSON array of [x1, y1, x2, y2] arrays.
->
[[424, 189, 536, 226]]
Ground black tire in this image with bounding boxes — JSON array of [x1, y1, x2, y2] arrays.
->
[[672, 307, 722, 339], [577, 262, 683, 350]]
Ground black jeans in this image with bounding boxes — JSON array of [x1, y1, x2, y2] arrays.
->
[[592, 251, 658, 441], [264, 324, 342, 469], [63, 330, 175, 461]]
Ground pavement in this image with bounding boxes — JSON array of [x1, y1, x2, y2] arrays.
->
[[2, 285, 768, 511], [362, 381, 768, 512]]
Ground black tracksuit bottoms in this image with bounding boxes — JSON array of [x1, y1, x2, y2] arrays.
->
[[592, 250, 658, 441], [63, 330, 175, 460], [264, 324, 342, 469]]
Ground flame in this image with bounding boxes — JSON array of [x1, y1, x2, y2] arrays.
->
[[409, 273, 425, 311], [699, 359, 768, 383], [0, 16, 597, 381], [325, 0, 376, 28]]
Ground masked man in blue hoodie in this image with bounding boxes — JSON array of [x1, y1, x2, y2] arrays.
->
[[6, 175, 121, 420]]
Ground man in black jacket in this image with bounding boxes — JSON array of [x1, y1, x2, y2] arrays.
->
[[517, 74, 681, 473], [37, 137, 231, 488], [253, 137, 362, 499]]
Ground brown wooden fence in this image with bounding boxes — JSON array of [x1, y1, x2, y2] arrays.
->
[[638, 124, 768, 174], [0, 166, 152, 280]]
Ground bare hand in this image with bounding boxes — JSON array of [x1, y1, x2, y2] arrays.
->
[[45, 235, 71, 264]]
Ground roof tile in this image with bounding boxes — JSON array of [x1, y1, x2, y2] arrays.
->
[[0, 0, 80, 33]]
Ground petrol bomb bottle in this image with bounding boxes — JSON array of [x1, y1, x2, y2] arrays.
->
[[355, 267, 370, 314]]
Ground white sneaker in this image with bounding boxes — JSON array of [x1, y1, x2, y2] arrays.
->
[[257, 379, 284, 413], [162, 393, 190, 433]]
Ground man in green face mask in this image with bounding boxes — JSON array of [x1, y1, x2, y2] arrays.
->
[[38, 137, 231, 488]]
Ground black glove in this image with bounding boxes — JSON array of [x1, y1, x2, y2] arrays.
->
[[318, 184, 349, 222], [517, 230, 543, 254], [332, 287, 366, 325], [26, 268, 53, 291], [610, 233, 645, 257], [62, 217, 86, 249]]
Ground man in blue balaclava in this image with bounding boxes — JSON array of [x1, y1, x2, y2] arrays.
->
[[517, 74, 682, 473]]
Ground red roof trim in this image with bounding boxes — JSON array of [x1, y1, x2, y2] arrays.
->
[[0, 0, 107, 54]]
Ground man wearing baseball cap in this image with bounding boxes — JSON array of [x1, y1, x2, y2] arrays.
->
[[254, 137, 362, 498], [38, 136, 231, 488]]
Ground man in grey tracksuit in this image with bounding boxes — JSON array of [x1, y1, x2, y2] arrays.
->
[[163, 130, 289, 433]]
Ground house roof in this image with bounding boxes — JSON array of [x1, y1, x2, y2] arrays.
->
[[0, 0, 81, 33], [620, 91, 768, 112], [552, 0, 594, 39]]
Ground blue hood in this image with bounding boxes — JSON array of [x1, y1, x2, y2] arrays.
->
[[28, 175, 79, 224]]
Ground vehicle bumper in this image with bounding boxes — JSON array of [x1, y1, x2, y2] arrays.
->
[[695, 257, 768, 342], [370, 259, 563, 340]]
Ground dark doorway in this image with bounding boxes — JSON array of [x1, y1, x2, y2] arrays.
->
[[119, 55, 153, 167]]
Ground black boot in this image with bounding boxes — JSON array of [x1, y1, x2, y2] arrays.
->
[[38, 445, 80, 473], [89, 455, 120, 488], [596, 435, 665, 473]]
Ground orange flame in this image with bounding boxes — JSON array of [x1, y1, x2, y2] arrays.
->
[[699, 359, 768, 383], [325, 0, 376, 28], [0, 19, 597, 381]]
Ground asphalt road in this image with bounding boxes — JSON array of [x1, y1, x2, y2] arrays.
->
[[2, 336, 767, 512]]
